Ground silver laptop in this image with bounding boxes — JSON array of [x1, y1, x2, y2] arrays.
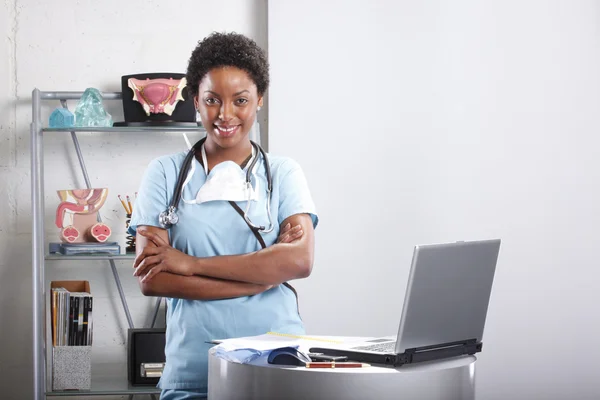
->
[[309, 239, 501, 366]]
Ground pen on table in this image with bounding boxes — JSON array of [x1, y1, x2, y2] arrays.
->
[[126, 195, 133, 214], [118, 195, 130, 214], [305, 362, 370, 369]]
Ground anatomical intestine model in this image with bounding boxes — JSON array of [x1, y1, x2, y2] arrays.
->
[[55, 188, 112, 243]]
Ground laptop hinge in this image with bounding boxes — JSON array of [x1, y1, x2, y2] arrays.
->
[[308, 339, 482, 367], [397, 338, 482, 365]]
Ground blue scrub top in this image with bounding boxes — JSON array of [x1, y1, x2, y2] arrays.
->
[[129, 149, 318, 391]]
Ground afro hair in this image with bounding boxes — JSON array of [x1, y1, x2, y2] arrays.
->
[[186, 32, 270, 98]]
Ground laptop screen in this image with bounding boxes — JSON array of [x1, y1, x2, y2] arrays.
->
[[395, 239, 500, 353]]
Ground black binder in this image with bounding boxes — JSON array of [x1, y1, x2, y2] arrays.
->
[[309, 338, 482, 367]]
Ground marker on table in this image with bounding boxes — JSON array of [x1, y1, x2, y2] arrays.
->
[[305, 362, 370, 369]]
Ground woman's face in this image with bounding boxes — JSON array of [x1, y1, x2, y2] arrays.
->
[[194, 67, 263, 149]]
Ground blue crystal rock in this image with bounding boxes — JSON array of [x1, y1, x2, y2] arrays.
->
[[49, 108, 74, 128], [74, 88, 113, 127]]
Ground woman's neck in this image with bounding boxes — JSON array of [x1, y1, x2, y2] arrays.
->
[[200, 138, 253, 170]]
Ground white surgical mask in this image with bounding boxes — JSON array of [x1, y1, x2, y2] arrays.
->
[[181, 144, 259, 205]]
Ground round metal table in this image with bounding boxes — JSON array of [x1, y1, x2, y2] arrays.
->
[[207, 347, 476, 400]]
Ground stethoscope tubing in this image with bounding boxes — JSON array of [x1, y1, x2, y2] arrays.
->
[[160, 137, 274, 233]]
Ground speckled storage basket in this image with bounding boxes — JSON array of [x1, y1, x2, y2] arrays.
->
[[52, 346, 91, 390]]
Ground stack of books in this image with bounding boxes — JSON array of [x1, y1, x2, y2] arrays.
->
[[49, 242, 121, 256]]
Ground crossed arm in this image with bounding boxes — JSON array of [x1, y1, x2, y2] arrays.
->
[[133, 213, 314, 300]]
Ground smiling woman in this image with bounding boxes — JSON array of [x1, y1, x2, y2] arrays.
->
[[195, 67, 261, 158], [127, 32, 319, 400]]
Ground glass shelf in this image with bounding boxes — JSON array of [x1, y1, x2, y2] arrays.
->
[[45, 254, 135, 261], [43, 126, 205, 133], [47, 363, 160, 397]]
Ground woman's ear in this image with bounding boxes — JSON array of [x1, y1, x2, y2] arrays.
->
[[258, 96, 264, 109], [194, 95, 200, 111]]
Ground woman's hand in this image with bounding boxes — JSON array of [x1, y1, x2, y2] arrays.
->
[[277, 223, 303, 244], [133, 230, 196, 283]]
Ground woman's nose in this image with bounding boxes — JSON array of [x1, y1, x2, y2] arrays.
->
[[219, 103, 233, 121]]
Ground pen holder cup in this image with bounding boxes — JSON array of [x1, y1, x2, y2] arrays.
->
[[125, 214, 136, 254], [52, 345, 92, 390]]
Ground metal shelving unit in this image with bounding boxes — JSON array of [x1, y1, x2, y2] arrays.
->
[[31, 89, 205, 399], [45, 254, 136, 261]]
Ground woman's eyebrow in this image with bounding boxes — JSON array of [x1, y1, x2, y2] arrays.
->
[[203, 90, 250, 96]]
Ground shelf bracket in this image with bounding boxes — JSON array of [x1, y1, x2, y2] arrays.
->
[[63, 101, 135, 330]]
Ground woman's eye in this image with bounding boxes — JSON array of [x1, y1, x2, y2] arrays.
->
[[204, 98, 219, 105], [235, 98, 249, 105]]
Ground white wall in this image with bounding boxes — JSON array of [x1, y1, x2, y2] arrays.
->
[[0, 1, 267, 399], [269, 1, 600, 400]]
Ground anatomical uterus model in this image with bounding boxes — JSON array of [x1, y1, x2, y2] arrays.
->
[[56, 188, 112, 243], [128, 77, 186, 116]]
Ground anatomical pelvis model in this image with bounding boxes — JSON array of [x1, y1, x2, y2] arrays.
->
[[55, 188, 112, 243]]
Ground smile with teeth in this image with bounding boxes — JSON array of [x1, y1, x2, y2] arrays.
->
[[215, 125, 240, 135]]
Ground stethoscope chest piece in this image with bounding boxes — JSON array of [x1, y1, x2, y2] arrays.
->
[[159, 206, 179, 229]]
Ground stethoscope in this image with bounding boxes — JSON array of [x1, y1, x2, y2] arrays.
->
[[159, 137, 275, 233]]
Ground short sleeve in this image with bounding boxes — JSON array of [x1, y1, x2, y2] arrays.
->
[[277, 160, 319, 229], [128, 158, 169, 235]]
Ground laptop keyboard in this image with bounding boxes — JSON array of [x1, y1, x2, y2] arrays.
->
[[352, 341, 396, 353]]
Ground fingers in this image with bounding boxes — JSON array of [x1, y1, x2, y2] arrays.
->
[[138, 230, 168, 246], [282, 225, 302, 242], [141, 263, 165, 283], [286, 227, 303, 243], [133, 255, 162, 278], [280, 223, 291, 234], [276, 223, 291, 243], [278, 225, 303, 244], [133, 246, 161, 269]]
